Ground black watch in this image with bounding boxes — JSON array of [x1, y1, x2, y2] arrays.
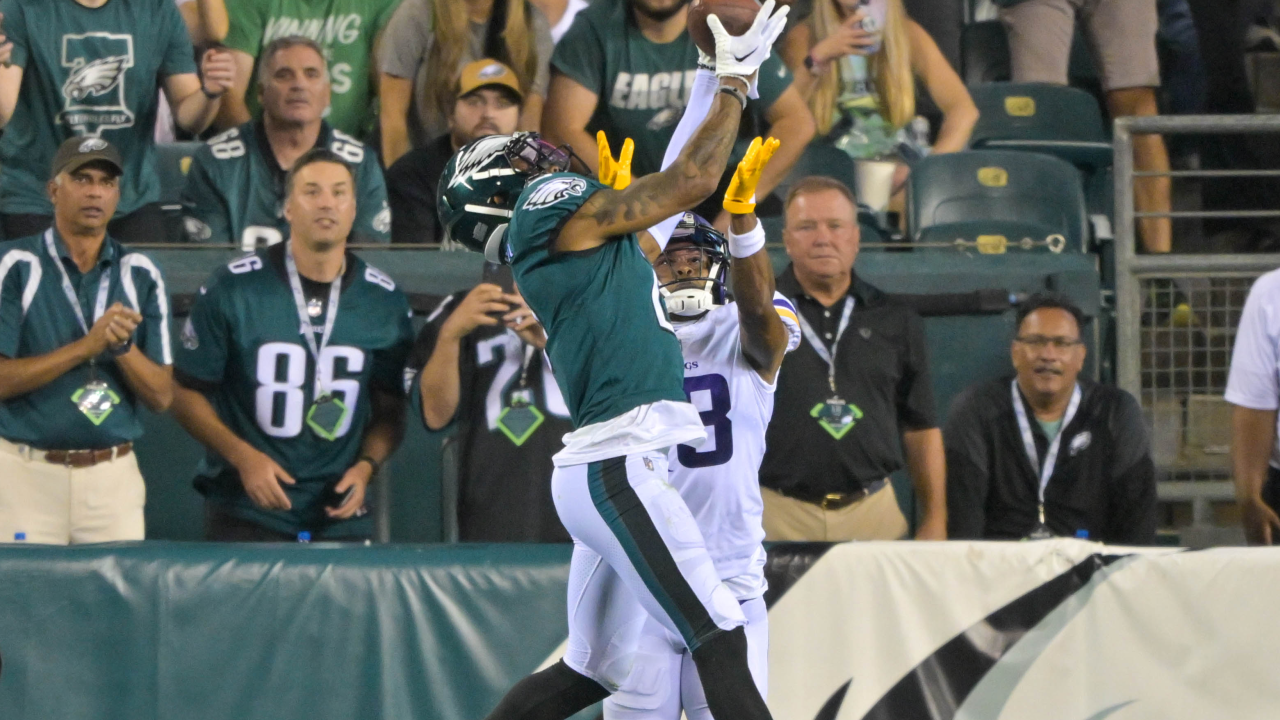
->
[[358, 455, 382, 475], [109, 337, 133, 357], [201, 85, 225, 100]]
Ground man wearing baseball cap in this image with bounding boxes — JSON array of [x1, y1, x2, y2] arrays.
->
[[0, 136, 174, 544], [385, 59, 524, 244]]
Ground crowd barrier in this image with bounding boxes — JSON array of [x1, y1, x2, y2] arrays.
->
[[2, 540, 1277, 720]]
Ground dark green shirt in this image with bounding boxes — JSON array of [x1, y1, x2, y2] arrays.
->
[[182, 120, 391, 248], [0, 231, 172, 449], [506, 172, 686, 428], [0, 0, 198, 216], [175, 243, 413, 535], [551, 0, 793, 179]]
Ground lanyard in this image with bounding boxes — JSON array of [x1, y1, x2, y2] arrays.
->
[[43, 230, 112, 337], [516, 342, 537, 389], [1011, 380, 1082, 521], [793, 296, 854, 394], [284, 243, 343, 396]]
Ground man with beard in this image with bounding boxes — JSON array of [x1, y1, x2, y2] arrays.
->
[[544, 0, 815, 226], [385, 59, 524, 244], [182, 36, 390, 250], [944, 294, 1157, 544]]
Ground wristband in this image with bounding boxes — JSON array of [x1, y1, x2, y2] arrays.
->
[[357, 455, 382, 475], [727, 220, 766, 258], [718, 84, 748, 111], [201, 85, 225, 100]]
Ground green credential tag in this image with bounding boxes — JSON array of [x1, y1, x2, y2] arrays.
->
[[497, 403, 545, 446], [73, 382, 121, 426], [810, 398, 863, 440], [307, 394, 350, 441]]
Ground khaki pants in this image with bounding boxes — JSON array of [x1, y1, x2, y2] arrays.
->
[[761, 483, 909, 541], [0, 439, 146, 545]]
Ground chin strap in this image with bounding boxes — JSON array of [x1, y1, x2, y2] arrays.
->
[[664, 287, 716, 316]]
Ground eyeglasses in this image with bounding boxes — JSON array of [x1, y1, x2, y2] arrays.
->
[[1015, 335, 1083, 350]]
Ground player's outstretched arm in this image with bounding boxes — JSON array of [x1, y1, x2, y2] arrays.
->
[[555, 0, 790, 253], [726, 137, 789, 383]]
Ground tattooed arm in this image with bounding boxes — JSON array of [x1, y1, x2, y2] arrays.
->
[[553, 77, 748, 253]]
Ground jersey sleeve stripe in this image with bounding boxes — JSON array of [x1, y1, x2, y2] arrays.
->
[[0, 249, 43, 318], [772, 295, 802, 352], [121, 254, 173, 365]]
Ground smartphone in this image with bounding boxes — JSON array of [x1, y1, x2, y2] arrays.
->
[[324, 484, 355, 510], [481, 262, 515, 294]]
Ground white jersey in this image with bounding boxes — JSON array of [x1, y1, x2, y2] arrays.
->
[[669, 294, 801, 600]]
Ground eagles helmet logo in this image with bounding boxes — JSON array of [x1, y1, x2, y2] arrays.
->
[[78, 138, 109, 153], [59, 33, 137, 136], [63, 56, 129, 102], [448, 135, 514, 190], [522, 177, 587, 210]]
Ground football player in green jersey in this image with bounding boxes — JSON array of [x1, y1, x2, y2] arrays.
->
[[0, 0, 236, 242], [171, 148, 412, 541], [437, 6, 790, 720], [182, 36, 390, 250]]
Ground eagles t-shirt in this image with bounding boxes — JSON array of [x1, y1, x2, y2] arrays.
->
[[551, 0, 793, 179], [223, 0, 402, 137], [0, 0, 197, 216]]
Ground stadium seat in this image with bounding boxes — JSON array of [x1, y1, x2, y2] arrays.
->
[[155, 142, 202, 242], [968, 82, 1112, 168], [776, 139, 859, 201], [906, 149, 1089, 253], [960, 20, 1101, 97]]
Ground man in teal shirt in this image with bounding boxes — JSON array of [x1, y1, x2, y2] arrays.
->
[[0, 0, 235, 242], [0, 138, 174, 545], [183, 36, 390, 249]]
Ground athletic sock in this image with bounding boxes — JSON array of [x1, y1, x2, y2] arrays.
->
[[689, 626, 774, 720], [480, 659, 611, 720]]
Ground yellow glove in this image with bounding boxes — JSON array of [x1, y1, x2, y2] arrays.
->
[[724, 136, 781, 214], [597, 130, 634, 190]]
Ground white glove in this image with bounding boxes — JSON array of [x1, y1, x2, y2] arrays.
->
[[708, 0, 790, 82]]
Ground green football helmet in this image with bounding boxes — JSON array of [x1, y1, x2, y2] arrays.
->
[[437, 133, 573, 262]]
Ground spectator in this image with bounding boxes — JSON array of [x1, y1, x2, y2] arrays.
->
[[178, 0, 230, 47], [183, 37, 390, 250], [408, 279, 572, 542], [386, 59, 523, 245], [0, 0, 234, 243], [378, 0, 553, 165], [945, 294, 1157, 544], [780, 0, 977, 200], [995, 0, 1172, 253], [531, 0, 590, 43], [544, 0, 816, 226], [0, 139, 174, 544], [760, 177, 946, 540], [170, 149, 413, 542], [1226, 270, 1280, 546], [214, 0, 400, 140]]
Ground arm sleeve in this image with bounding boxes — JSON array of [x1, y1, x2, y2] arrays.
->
[[530, 8, 554, 98], [354, 157, 391, 243], [221, 0, 263, 55], [0, 259, 26, 358], [159, 0, 199, 77], [378, 0, 433, 79], [386, 155, 439, 244], [897, 309, 938, 429], [942, 387, 991, 539], [1225, 274, 1280, 410], [180, 148, 234, 244], [1, 0, 29, 68], [548, 10, 605, 94], [646, 68, 720, 250], [174, 277, 230, 383], [371, 296, 416, 395], [1106, 391, 1158, 545]]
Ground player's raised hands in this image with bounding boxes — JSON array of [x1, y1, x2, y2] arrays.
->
[[597, 131, 634, 190], [708, 0, 790, 81], [231, 447, 296, 511], [724, 136, 780, 214], [199, 47, 236, 98], [441, 284, 509, 341]]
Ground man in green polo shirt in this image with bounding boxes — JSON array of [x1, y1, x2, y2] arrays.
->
[[544, 0, 816, 224], [214, 0, 402, 139], [183, 36, 390, 250], [0, 138, 174, 545], [0, 0, 235, 242]]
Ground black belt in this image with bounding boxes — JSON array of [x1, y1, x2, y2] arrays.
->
[[771, 478, 890, 510]]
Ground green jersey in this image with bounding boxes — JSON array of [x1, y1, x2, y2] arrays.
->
[[505, 172, 686, 429], [0, 0, 197, 216], [182, 120, 391, 249], [223, 0, 402, 138], [0, 231, 171, 449], [551, 0, 793, 179], [175, 243, 413, 536]]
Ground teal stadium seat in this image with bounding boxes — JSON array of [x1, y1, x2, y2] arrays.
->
[[155, 142, 202, 242], [960, 20, 1101, 96], [907, 149, 1089, 253], [968, 82, 1112, 168]]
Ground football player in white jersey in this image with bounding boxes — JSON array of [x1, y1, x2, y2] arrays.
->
[[603, 138, 802, 720]]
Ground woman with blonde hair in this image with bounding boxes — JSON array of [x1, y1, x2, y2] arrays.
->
[[379, 0, 553, 165], [781, 0, 977, 191]]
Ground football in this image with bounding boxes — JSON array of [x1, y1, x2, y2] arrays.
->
[[687, 0, 763, 57]]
